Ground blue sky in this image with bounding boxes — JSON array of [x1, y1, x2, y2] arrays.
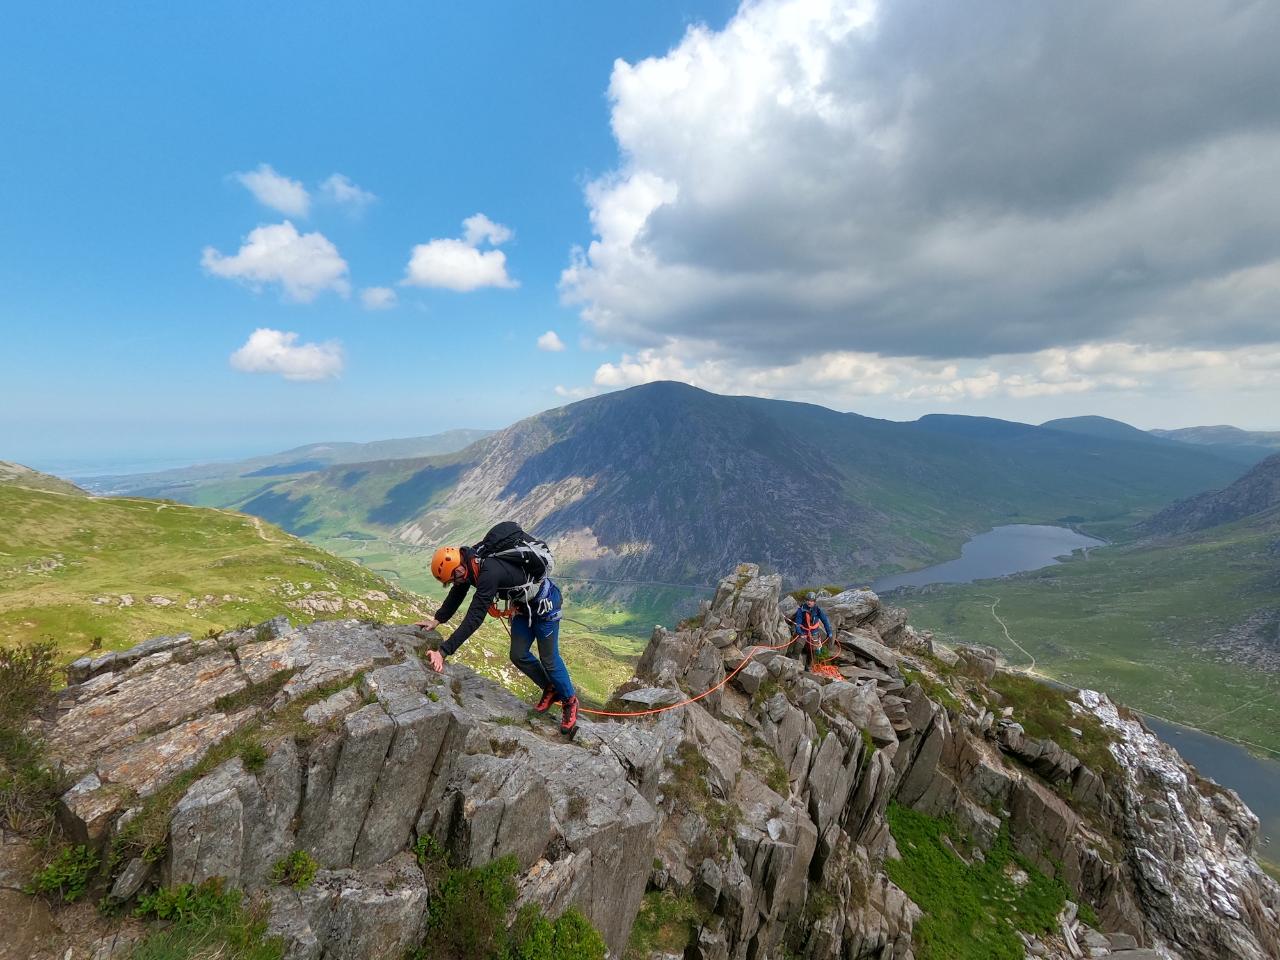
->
[[0, 1, 736, 464], [4, 1, 1279, 471]]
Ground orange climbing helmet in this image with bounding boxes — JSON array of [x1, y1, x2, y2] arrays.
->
[[431, 546, 467, 585]]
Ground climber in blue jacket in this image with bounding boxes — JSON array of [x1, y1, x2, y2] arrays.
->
[[792, 592, 834, 670]]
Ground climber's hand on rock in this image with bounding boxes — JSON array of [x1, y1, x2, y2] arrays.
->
[[426, 650, 445, 673], [414, 617, 439, 632]]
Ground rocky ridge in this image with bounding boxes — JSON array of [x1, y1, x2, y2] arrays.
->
[[17, 565, 1280, 959]]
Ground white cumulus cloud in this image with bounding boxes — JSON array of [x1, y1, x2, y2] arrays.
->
[[403, 214, 517, 292], [561, 0, 1280, 365], [360, 286, 397, 310], [537, 330, 566, 352], [234, 164, 310, 218], [229, 328, 344, 381], [202, 221, 351, 302], [321, 173, 377, 211], [573, 339, 1280, 415]]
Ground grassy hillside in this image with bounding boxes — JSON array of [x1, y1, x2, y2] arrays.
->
[[0, 485, 432, 657], [898, 511, 1280, 756], [0, 484, 640, 705]]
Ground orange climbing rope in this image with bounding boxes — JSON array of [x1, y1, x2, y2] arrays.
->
[[579, 633, 804, 718]]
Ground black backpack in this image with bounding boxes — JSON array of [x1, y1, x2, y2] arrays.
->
[[472, 521, 555, 605]]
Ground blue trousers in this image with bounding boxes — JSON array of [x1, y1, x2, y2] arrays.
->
[[509, 581, 575, 702]]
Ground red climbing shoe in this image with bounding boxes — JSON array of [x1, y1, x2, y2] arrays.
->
[[534, 687, 558, 713], [559, 696, 579, 736]]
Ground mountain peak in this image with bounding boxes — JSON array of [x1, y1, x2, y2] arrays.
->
[[1039, 415, 1160, 443]]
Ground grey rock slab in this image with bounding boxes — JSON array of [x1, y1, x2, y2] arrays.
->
[[264, 886, 320, 960], [307, 703, 395, 868], [683, 701, 743, 799], [732, 659, 768, 696], [821, 681, 896, 745], [437, 750, 554, 869], [240, 737, 304, 886], [167, 758, 250, 887], [301, 686, 363, 728], [839, 628, 899, 670], [58, 772, 121, 845], [357, 659, 430, 704], [619, 687, 682, 708], [96, 707, 258, 798], [47, 652, 249, 771], [352, 695, 456, 868], [824, 589, 881, 629], [592, 720, 665, 804], [108, 857, 153, 901], [301, 852, 428, 960]]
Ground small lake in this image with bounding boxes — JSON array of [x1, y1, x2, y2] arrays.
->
[[872, 523, 1104, 593], [1144, 717, 1280, 868]]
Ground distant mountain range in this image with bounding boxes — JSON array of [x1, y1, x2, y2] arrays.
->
[[78, 429, 493, 497], [1149, 425, 1280, 465], [147, 381, 1245, 588]]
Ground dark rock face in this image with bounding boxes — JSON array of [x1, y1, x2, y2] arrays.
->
[[28, 564, 1280, 960], [1142, 451, 1280, 537]]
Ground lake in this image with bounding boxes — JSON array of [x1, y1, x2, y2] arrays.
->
[[1145, 717, 1280, 869], [872, 523, 1104, 593], [870, 523, 1280, 871]]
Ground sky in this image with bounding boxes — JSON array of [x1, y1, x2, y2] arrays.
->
[[3, 0, 1279, 471]]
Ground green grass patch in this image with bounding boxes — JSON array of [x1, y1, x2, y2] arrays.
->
[[412, 854, 607, 960], [0, 485, 426, 660], [624, 889, 705, 960], [269, 850, 318, 890], [666, 743, 741, 855], [131, 879, 284, 960], [0, 639, 63, 835], [985, 673, 1120, 781], [26, 843, 99, 902], [885, 803, 1068, 960]]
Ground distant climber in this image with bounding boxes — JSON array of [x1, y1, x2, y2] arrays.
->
[[792, 591, 837, 675], [414, 521, 579, 735]]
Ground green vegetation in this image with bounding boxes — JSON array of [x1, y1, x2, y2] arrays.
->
[[26, 843, 99, 902], [413, 854, 606, 960], [0, 485, 425, 658], [902, 513, 1280, 757], [0, 639, 62, 834], [885, 803, 1069, 960], [269, 850, 318, 890], [624, 889, 705, 960], [505, 905, 607, 960], [131, 879, 284, 960], [985, 673, 1120, 781], [666, 743, 740, 855]]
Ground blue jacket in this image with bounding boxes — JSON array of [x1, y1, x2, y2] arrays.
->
[[793, 602, 832, 637]]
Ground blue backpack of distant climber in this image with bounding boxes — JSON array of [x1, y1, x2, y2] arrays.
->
[[472, 521, 555, 607]]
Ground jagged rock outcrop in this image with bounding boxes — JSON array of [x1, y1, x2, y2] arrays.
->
[[24, 562, 1280, 960]]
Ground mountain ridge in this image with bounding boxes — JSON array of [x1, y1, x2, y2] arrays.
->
[[1141, 452, 1280, 538], [207, 381, 1245, 590]]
